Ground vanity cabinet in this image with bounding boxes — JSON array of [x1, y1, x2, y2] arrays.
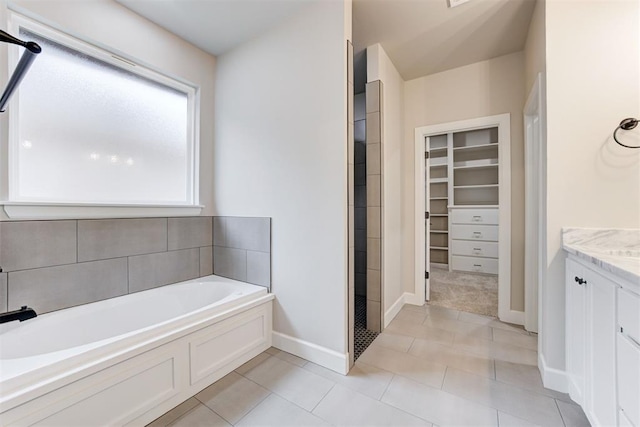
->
[[566, 254, 640, 427]]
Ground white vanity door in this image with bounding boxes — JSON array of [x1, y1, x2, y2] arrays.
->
[[566, 257, 587, 405]]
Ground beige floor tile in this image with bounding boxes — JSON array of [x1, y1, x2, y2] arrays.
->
[[458, 312, 529, 335], [494, 360, 572, 402], [422, 316, 494, 340], [358, 344, 447, 388], [146, 397, 200, 427], [409, 338, 495, 379], [304, 360, 394, 400], [266, 348, 308, 367], [395, 308, 429, 324], [168, 404, 231, 427], [453, 335, 538, 365], [493, 328, 538, 351], [196, 371, 270, 424], [382, 375, 499, 427], [556, 400, 591, 427], [385, 318, 455, 346], [240, 355, 334, 411], [497, 411, 540, 426], [424, 305, 461, 321], [442, 368, 564, 427], [372, 331, 415, 352], [401, 303, 429, 313], [313, 384, 432, 426], [235, 351, 271, 375], [236, 393, 329, 426]]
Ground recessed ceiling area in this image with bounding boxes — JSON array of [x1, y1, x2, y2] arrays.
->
[[117, 0, 309, 56], [353, 0, 537, 80]]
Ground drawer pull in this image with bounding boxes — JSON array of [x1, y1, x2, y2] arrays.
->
[[574, 276, 587, 285], [472, 216, 483, 222], [473, 264, 482, 267], [472, 232, 482, 238]]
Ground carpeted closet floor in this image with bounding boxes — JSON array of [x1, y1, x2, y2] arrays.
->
[[429, 266, 498, 317]]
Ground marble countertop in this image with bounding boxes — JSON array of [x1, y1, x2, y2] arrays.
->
[[562, 228, 640, 285]]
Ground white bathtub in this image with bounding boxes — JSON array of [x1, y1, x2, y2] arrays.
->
[[0, 275, 274, 426]]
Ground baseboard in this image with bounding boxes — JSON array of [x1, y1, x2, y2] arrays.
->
[[499, 309, 525, 326], [403, 292, 425, 306], [384, 293, 407, 328], [272, 331, 348, 375], [538, 352, 568, 393]]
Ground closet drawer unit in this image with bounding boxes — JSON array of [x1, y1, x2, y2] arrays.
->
[[451, 209, 498, 225], [451, 255, 498, 275], [451, 240, 498, 258], [618, 288, 640, 345], [450, 224, 499, 242], [617, 333, 640, 427]]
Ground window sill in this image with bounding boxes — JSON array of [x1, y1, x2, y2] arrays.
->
[[2, 202, 204, 220]]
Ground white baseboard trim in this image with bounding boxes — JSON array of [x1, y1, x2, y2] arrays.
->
[[499, 309, 525, 326], [538, 352, 568, 393], [384, 293, 407, 328], [272, 331, 348, 375], [403, 292, 425, 306]]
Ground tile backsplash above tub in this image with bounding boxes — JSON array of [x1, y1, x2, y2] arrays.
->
[[0, 216, 271, 315]]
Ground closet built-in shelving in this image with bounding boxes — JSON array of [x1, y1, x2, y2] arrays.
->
[[427, 126, 500, 274]]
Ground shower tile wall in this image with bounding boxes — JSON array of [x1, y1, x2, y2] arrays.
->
[[347, 41, 356, 368], [0, 216, 271, 315], [354, 93, 367, 299]]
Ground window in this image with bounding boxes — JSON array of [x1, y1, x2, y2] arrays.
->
[[4, 13, 200, 217]]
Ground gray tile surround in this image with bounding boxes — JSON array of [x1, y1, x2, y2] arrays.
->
[[0, 220, 77, 272], [214, 247, 247, 282], [0, 215, 271, 315], [8, 258, 128, 314], [78, 218, 167, 262], [129, 248, 200, 293]]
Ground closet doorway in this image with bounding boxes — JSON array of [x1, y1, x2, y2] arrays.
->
[[413, 114, 515, 323]]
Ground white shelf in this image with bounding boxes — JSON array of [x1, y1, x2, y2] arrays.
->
[[453, 142, 498, 152], [430, 246, 449, 251], [448, 205, 498, 209], [453, 159, 498, 168], [454, 184, 499, 189], [454, 163, 499, 171], [430, 197, 448, 200], [430, 213, 448, 217], [430, 157, 448, 167], [429, 147, 447, 153], [430, 230, 449, 234], [430, 178, 448, 184]]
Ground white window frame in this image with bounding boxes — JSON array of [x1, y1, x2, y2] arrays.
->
[[2, 10, 202, 219]]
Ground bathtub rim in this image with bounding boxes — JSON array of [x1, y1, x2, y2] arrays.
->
[[0, 277, 273, 411]]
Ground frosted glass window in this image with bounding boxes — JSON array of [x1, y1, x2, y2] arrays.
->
[[13, 27, 196, 205]]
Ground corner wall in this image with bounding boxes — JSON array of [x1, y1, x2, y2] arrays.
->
[[403, 52, 527, 312], [542, 0, 640, 377], [213, 1, 351, 371], [367, 44, 405, 322]]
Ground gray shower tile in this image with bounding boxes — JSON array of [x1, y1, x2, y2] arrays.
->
[[0, 273, 7, 313], [366, 81, 380, 113], [213, 217, 226, 246], [355, 163, 366, 186], [246, 250, 270, 287], [367, 143, 381, 175], [367, 207, 381, 238], [200, 246, 213, 277], [355, 185, 367, 208], [224, 217, 271, 252], [128, 249, 199, 293], [355, 229, 367, 252], [355, 208, 367, 230], [0, 220, 76, 272], [355, 141, 366, 163], [367, 175, 381, 207], [8, 258, 127, 314], [78, 218, 166, 262], [355, 120, 366, 143], [366, 112, 381, 144], [367, 269, 381, 302], [367, 238, 381, 270], [168, 217, 213, 250], [355, 251, 367, 273], [213, 246, 247, 282]]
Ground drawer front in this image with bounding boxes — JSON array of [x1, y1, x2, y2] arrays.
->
[[451, 224, 499, 242], [451, 209, 498, 225], [451, 255, 498, 275], [451, 240, 498, 258], [617, 334, 640, 427], [618, 288, 640, 345]]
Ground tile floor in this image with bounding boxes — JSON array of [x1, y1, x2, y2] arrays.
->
[[147, 304, 590, 427]]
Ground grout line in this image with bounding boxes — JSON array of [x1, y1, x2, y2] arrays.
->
[[126, 256, 130, 294], [379, 373, 395, 402], [231, 391, 272, 426], [440, 366, 448, 390], [310, 383, 335, 414], [75, 220, 79, 263], [555, 398, 568, 427]]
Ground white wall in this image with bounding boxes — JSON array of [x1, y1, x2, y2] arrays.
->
[[403, 52, 526, 311], [214, 1, 351, 369], [541, 0, 640, 378], [0, 0, 216, 217], [367, 44, 406, 319]]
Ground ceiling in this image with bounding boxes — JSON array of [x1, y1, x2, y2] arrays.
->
[[353, 0, 537, 81], [118, 0, 536, 83], [117, 0, 309, 56]]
